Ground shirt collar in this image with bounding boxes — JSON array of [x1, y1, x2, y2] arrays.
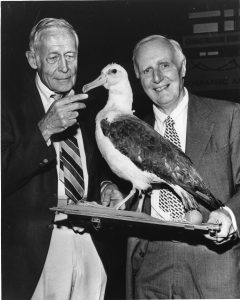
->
[[153, 87, 189, 124], [35, 73, 53, 100]]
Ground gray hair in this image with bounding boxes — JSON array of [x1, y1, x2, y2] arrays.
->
[[29, 18, 79, 52], [132, 35, 185, 77]]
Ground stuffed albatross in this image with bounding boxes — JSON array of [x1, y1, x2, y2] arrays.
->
[[82, 63, 223, 214]]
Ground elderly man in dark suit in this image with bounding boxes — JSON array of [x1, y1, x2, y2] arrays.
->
[[126, 35, 240, 299], [2, 18, 123, 300]]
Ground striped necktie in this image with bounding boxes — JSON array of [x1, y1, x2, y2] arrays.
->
[[51, 94, 85, 204], [151, 116, 185, 221], [60, 136, 85, 203]]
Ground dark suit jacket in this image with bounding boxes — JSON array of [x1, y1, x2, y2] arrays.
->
[[1, 76, 104, 300], [126, 93, 240, 298]]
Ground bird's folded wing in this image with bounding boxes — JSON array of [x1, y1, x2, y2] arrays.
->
[[102, 114, 194, 181]]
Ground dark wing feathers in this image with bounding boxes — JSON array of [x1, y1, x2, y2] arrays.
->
[[101, 115, 222, 210], [101, 114, 192, 178]]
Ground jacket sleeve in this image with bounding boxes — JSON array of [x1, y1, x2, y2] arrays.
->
[[225, 103, 240, 230], [2, 103, 57, 196]]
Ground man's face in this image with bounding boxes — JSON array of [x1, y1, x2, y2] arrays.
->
[[35, 27, 78, 93], [135, 39, 186, 113]]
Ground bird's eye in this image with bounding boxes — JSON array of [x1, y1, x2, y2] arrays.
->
[[112, 69, 117, 74]]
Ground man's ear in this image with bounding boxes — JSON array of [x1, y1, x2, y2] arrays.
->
[[180, 57, 186, 78], [133, 64, 140, 79], [25, 51, 38, 70]]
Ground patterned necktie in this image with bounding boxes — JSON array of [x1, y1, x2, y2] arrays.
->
[[151, 116, 185, 221], [164, 116, 181, 149], [51, 94, 85, 204], [60, 136, 85, 203]]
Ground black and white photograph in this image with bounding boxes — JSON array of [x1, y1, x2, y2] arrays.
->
[[1, 0, 240, 299]]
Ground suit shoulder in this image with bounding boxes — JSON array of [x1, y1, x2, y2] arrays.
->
[[191, 94, 240, 116], [209, 98, 240, 118]]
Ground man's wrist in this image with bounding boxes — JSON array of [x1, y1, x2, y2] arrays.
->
[[221, 206, 239, 236], [38, 121, 51, 144]]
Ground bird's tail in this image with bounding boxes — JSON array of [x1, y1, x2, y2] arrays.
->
[[181, 184, 223, 211], [194, 190, 223, 210]]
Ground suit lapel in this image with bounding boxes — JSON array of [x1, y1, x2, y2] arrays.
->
[[144, 95, 215, 169], [186, 94, 215, 168]]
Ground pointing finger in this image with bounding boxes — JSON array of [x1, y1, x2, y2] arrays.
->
[[63, 93, 89, 103]]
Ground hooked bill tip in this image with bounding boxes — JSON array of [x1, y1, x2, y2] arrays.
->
[[82, 84, 89, 93]]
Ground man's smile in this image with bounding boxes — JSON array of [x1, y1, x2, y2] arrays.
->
[[55, 77, 72, 81], [153, 84, 170, 92]]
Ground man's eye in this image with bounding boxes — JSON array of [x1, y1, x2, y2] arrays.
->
[[143, 68, 152, 75], [47, 56, 59, 64], [160, 63, 170, 69], [65, 54, 76, 61]]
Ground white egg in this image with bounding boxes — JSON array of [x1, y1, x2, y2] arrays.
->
[[185, 210, 203, 224]]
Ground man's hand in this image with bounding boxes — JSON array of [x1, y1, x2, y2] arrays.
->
[[204, 208, 236, 245], [101, 183, 125, 210], [38, 93, 88, 142]]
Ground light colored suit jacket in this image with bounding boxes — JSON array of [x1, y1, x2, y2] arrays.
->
[[126, 93, 240, 298]]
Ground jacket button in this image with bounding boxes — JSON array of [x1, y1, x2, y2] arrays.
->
[[48, 224, 54, 230], [43, 158, 48, 164]]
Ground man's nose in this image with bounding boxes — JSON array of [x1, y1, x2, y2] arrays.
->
[[58, 57, 68, 72], [152, 69, 163, 83]]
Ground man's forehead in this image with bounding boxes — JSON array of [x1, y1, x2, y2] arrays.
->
[[38, 27, 76, 45], [136, 39, 174, 65], [139, 39, 172, 56]]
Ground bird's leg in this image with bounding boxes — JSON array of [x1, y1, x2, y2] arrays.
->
[[136, 191, 145, 212], [115, 188, 137, 210]]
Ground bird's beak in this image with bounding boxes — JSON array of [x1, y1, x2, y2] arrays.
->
[[82, 74, 107, 93]]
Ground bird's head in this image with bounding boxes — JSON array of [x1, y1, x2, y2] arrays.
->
[[82, 63, 129, 93]]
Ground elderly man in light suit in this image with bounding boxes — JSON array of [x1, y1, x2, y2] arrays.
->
[[126, 35, 240, 299]]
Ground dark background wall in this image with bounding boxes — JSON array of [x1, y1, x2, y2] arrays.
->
[[2, 0, 240, 117]]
